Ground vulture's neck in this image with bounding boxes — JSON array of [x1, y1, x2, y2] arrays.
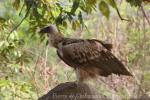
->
[[48, 32, 64, 48]]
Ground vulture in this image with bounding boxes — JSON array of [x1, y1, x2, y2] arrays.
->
[[39, 25, 132, 82]]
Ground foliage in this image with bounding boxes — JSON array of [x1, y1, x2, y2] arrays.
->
[[10, 0, 145, 31]]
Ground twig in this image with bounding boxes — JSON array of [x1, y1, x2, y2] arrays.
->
[[43, 46, 49, 91], [19, 3, 25, 16], [116, 8, 129, 21], [112, 0, 129, 21], [6, 5, 31, 41], [97, 78, 120, 99], [129, 68, 145, 94], [83, 23, 91, 35], [140, 5, 150, 25], [26, 55, 41, 98], [32, 50, 45, 98]]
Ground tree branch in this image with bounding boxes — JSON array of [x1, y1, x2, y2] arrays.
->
[[112, 0, 129, 21], [140, 5, 150, 26], [116, 8, 129, 21], [6, 5, 31, 41], [19, 3, 25, 16]]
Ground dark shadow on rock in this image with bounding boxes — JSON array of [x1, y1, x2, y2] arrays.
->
[[38, 82, 110, 100]]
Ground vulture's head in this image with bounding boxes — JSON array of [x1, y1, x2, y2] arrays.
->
[[39, 25, 63, 48], [39, 25, 59, 36]]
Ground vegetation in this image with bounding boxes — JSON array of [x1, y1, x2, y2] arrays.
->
[[0, 0, 150, 99]]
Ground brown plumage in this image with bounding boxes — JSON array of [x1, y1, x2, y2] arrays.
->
[[39, 25, 132, 82]]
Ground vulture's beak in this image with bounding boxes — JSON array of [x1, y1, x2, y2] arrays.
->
[[39, 26, 50, 34]]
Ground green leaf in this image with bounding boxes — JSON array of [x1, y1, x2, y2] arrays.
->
[[71, 0, 80, 14], [126, 0, 142, 6], [0, 79, 10, 87], [72, 21, 76, 30], [99, 1, 110, 19], [62, 21, 67, 28], [107, 0, 117, 8], [0, 17, 6, 23], [81, 0, 97, 13], [78, 12, 83, 26], [13, 0, 20, 10]]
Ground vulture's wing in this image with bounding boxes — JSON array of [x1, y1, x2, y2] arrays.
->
[[57, 39, 132, 77]]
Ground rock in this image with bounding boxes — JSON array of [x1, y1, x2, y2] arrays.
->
[[38, 82, 109, 100]]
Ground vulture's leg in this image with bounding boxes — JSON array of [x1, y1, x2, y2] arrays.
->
[[75, 68, 89, 83], [75, 68, 81, 83]]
